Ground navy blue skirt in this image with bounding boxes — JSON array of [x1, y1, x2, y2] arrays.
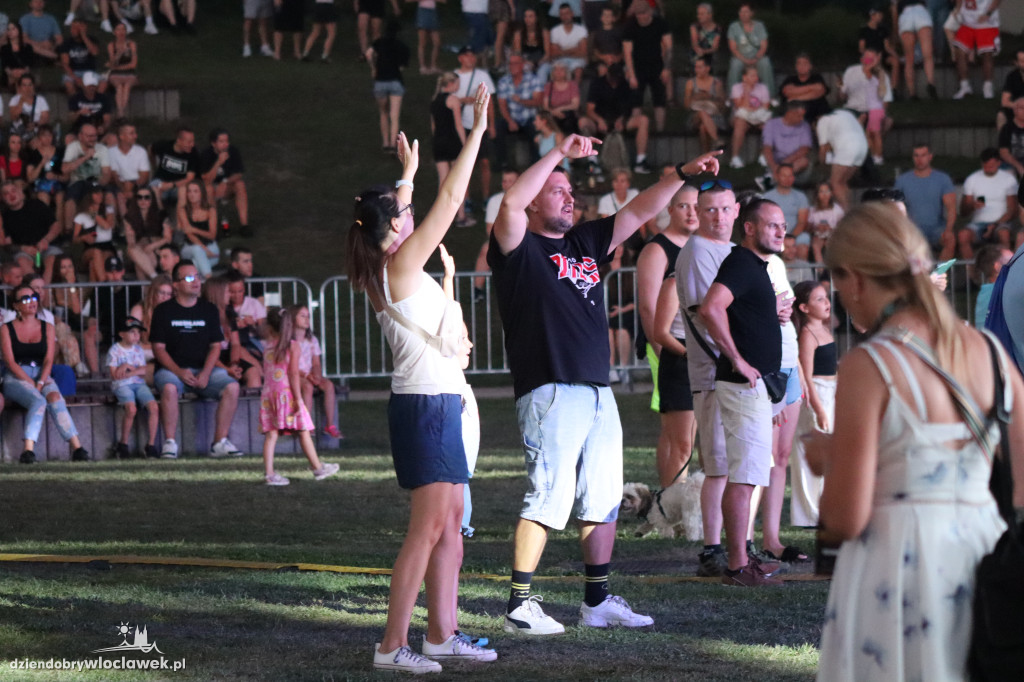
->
[[388, 393, 469, 489]]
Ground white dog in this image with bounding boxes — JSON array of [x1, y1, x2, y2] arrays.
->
[[620, 471, 705, 541]]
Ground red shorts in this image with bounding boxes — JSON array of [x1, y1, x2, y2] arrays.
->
[[954, 25, 1000, 55]]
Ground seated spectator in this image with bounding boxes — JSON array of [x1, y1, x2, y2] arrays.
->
[[228, 246, 264, 302], [108, 121, 151, 216], [15, 271, 85, 385], [72, 183, 117, 283], [156, 0, 196, 32], [591, 5, 623, 68], [94, 256, 141, 355], [177, 180, 219, 277], [105, 22, 139, 118], [150, 126, 199, 210], [728, 65, 771, 169], [958, 147, 1019, 258], [225, 269, 266, 360], [622, 0, 671, 132], [893, 0, 938, 100], [2, 22, 36, 89], [973, 243, 1013, 327], [534, 110, 567, 171], [841, 47, 892, 167], [30, 125, 66, 227], [107, 315, 160, 459], [204, 275, 261, 389], [782, 232, 815, 283], [513, 6, 551, 83], [60, 18, 106, 96], [495, 52, 542, 179], [763, 164, 810, 243], [894, 143, 957, 258], [689, 2, 721, 72], [199, 128, 250, 237], [155, 242, 180, 276], [52, 253, 99, 374], [683, 55, 726, 153], [151, 260, 242, 460], [19, 0, 62, 62], [1, 264, 25, 304], [998, 49, 1024, 131], [779, 54, 830, 125], [580, 62, 652, 175], [597, 167, 638, 218], [129, 273, 172, 354], [951, 0, 999, 100], [98, 0, 159, 36], [0, 133, 36, 191], [9, 73, 51, 142], [2, 283, 90, 463], [549, 3, 588, 82], [124, 186, 170, 279], [761, 101, 813, 184], [807, 181, 844, 262], [998, 97, 1024, 178], [542, 61, 581, 134], [291, 303, 342, 439], [726, 2, 773, 96], [815, 108, 868, 209], [62, 123, 112, 232], [858, 6, 900, 98], [0, 180, 62, 281], [68, 71, 114, 138]]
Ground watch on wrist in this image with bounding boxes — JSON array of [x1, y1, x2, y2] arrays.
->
[[675, 162, 692, 184]]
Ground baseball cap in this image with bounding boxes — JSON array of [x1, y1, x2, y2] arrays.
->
[[82, 71, 100, 87], [457, 45, 475, 56], [118, 316, 146, 334], [104, 255, 125, 272]]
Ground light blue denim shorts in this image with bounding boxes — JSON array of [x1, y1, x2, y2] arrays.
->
[[515, 383, 623, 530]]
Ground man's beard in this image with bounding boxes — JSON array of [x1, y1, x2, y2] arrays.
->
[[543, 216, 573, 235]]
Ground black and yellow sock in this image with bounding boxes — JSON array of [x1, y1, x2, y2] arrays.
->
[[584, 563, 610, 607], [508, 570, 533, 613]]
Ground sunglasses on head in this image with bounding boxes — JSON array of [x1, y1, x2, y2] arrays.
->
[[698, 180, 734, 193], [177, 274, 199, 283], [16, 294, 39, 305]]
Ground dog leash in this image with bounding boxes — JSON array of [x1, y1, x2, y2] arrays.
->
[[651, 455, 694, 521]]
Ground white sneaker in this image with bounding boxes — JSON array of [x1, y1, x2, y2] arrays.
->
[[503, 595, 565, 635], [242, 44, 252, 58], [312, 462, 340, 480], [757, 154, 767, 167], [580, 595, 654, 628], [729, 156, 745, 169], [160, 439, 178, 459], [421, 634, 497, 662], [953, 82, 973, 100], [260, 44, 274, 57], [121, 20, 134, 34], [65, 12, 75, 26], [983, 81, 994, 99], [373, 644, 442, 674], [265, 472, 290, 486], [144, 20, 158, 34], [100, 19, 113, 33], [210, 438, 243, 458]]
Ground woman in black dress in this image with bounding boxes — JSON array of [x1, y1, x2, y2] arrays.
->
[[430, 72, 471, 227]]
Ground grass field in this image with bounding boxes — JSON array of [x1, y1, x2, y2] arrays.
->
[[0, 393, 826, 680]]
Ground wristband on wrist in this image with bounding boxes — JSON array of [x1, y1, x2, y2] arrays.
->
[[675, 162, 692, 184], [395, 179, 414, 191]]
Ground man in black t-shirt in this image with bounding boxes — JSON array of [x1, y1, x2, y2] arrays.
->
[[999, 50, 1024, 131], [699, 197, 787, 587], [0, 180, 62, 280], [489, 132, 720, 633], [582, 63, 651, 174], [67, 72, 113, 136], [59, 18, 105, 95], [622, 1, 670, 140], [778, 54, 831, 125], [149, 260, 241, 459], [150, 126, 199, 208], [200, 128, 250, 237]]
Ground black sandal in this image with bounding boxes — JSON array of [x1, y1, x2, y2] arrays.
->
[[764, 546, 810, 564]]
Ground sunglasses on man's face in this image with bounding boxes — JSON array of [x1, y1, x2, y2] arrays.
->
[[16, 294, 39, 305], [177, 274, 199, 283]]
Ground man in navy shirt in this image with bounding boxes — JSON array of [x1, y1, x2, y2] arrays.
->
[[699, 197, 787, 587], [489, 132, 720, 633]]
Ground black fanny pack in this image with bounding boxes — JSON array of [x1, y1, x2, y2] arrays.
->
[[760, 369, 788, 404]]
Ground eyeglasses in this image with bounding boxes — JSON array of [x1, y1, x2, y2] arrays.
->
[[177, 274, 199, 283], [397, 203, 414, 218], [136, 193, 152, 200], [16, 294, 39, 305], [698, 180, 734, 193]]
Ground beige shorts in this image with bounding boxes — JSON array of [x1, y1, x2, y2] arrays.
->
[[715, 378, 773, 487], [693, 389, 728, 477]]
